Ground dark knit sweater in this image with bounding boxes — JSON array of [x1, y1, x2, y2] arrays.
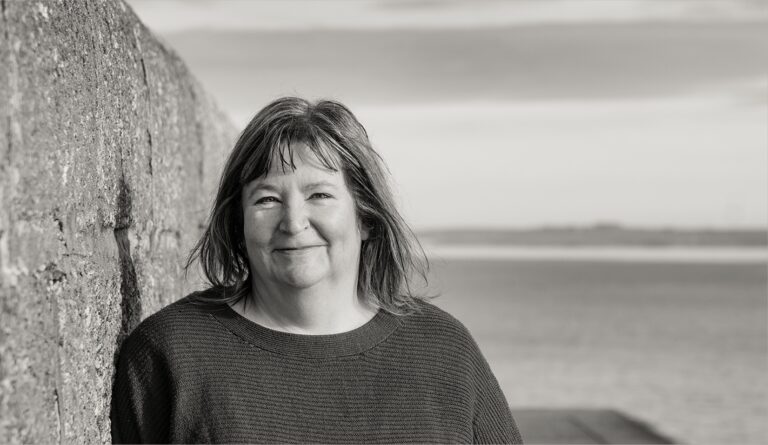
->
[[111, 292, 523, 444]]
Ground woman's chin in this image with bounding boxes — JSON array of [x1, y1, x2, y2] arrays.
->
[[276, 269, 326, 289]]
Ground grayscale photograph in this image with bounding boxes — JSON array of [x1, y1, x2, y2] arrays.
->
[[0, 0, 766, 444]]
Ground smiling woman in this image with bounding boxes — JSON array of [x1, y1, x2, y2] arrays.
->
[[110, 97, 523, 444]]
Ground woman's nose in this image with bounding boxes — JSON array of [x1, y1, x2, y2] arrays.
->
[[278, 202, 309, 234]]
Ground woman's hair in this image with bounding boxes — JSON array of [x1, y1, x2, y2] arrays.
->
[[187, 97, 429, 314]]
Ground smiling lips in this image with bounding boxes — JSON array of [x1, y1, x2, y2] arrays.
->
[[274, 245, 324, 254]]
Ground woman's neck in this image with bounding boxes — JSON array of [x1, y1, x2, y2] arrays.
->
[[234, 281, 378, 335]]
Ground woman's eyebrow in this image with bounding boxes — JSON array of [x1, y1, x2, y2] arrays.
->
[[303, 180, 337, 190], [244, 183, 279, 199]]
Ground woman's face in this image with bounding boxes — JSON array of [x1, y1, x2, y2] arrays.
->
[[241, 144, 368, 291]]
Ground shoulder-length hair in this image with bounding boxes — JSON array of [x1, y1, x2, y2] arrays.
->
[[187, 97, 429, 314]]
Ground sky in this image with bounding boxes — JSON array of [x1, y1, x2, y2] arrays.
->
[[126, 0, 768, 230]]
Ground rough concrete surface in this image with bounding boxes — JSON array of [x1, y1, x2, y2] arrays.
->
[[0, 1, 236, 443]]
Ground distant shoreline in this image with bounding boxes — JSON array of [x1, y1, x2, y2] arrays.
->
[[417, 225, 767, 247], [422, 245, 768, 263]]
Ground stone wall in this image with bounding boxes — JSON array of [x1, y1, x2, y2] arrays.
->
[[0, 1, 237, 443]]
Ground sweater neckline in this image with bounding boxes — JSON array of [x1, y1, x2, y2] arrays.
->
[[212, 303, 401, 358]]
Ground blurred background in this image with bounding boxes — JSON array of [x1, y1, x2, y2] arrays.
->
[[126, 1, 767, 443]]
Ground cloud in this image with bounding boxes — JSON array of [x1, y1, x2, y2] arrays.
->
[[349, 91, 767, 229], [121, 0, 768, 228], [126, 0, 768, 33], [162, 23, 768, 105]]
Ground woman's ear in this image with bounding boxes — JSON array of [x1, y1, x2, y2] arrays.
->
[[360, 222, 371, 241]]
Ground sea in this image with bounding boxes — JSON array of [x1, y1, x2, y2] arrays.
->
[[426, 246, 767, 444]]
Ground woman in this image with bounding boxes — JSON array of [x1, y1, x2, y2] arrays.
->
[[111, 97, 523, 444]]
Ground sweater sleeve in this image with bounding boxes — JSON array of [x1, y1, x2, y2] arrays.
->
[[111, 328, 173, 444], [469, 337, 524, 444]]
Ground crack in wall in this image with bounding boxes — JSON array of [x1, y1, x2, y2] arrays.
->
[[114, 0, 141, 335], [135, 31, 153, 221], [3, 0, 17, 162], [113, 179, 141, 345], [52, 299, 62, 445], [52, 362, 62, 445], [53, 222, 65, 445], [140, 58, 148, 87], [114, 228, 141, 339], [146, 128, 152, 176], [44, 260, 67, 445], [1, 0, 8, 41], [4, 115, 9, 161]]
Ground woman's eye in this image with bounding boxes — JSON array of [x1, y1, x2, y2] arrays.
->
[[310, 193, 332, 200], [254, 196, 279, 205]]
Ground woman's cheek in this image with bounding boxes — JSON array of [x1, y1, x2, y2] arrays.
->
[[243, 211, 274, 245]]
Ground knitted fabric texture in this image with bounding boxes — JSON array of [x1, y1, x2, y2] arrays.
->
[[111, 292, 523, 443]]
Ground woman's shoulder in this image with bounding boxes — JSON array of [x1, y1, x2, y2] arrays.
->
[[401, 298, 468, 327], [395, 299, 478, 348]]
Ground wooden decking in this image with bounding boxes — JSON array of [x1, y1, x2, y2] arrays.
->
[[511, 409, 677, 444]]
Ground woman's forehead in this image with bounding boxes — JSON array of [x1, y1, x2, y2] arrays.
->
[[243, 147, 345, 192], [277, 141, 342, 170], [274, 143, 331, 169], [242, 141, 334, 177]]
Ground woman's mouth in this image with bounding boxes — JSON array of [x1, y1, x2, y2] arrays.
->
[[274, 245, 323, 254]]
